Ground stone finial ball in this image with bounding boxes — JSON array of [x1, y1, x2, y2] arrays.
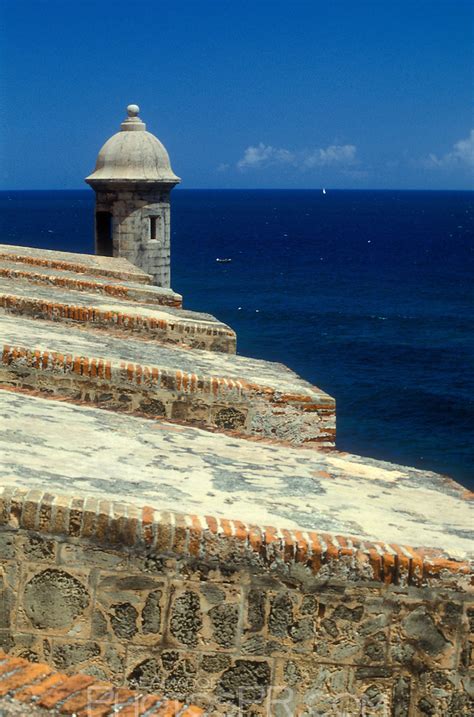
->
[[127, 104, 140, 117]]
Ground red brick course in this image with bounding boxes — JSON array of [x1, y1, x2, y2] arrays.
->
[[0, 295, 235, 349], [0, 252, 151, 284], [1, 343, 335, 445], [0, 267, 182, 308], [0, 487, 471, 587], [1, 343, 333, 406], [0, 652, 204, 716]]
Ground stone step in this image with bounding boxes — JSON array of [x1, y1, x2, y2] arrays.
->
[[1, 389, 471, 560], [0, 259, 183, 308], [0, 243, 153, 284], [0, 311, 335, 446], [0, 276, 236, 353]]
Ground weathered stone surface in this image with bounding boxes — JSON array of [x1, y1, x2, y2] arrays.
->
[[1, 391, 472, 557], [216, 660, 271, 706], [23, 568, 89, 630], [0, 587, 14, 630], [0, 243, 152, 283], [402, 607, 449, 656], [19, 534, 56, 561], [142, 589, 162, 634], [390, 600, 461, 673], [0, 524, 472, 713], [163, 657, 197, 700], [201, 653, 232, 673], [209, 604, 239, 648], [51, 640, 100, 670], [0, 310, 335, 445], [214, 407, 246, 430], [0, 534, 15, 560], [127, 658, 160, 691], [0, 258, 182, 307], [169, 591, 202, 647], [0, 275, 235, 352], [109, 602, 138, 639], [247, 590, 265, 633]]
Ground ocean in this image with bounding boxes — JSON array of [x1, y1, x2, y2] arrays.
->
[[1, 189, 473, 489]]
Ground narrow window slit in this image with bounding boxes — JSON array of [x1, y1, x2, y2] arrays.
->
[[150, 216, 160, 240]]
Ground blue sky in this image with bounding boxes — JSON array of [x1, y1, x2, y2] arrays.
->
[[0, 0, 472, 189]]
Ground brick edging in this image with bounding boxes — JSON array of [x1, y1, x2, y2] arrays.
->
[[0, 488, 471, 588], [1, 343, 334, 409], [0, 267, 183, 308], [0, 651, 204, 715], [0, 294, 236, 349], [0, 252, 152, 284]]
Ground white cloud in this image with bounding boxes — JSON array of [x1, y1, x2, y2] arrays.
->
[[237, 143, 295, 169], [302, 144, 357, 168], [423, 129, 474, 168], [236, 142, 357, 171]]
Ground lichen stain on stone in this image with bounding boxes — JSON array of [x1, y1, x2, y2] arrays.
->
[[201, 653, 232, 673], [216, 659, 271, 705], [23, 568, 89, 629], [109, 602, 138, 639], [51, 640, 100, 670], [209, 603, 239, 647], [402, 607, 450, 656], [169, 590, 202, 647], [164, 658, 197, 700], [142, 589, 162, 634], [214, 407, 246, 430], [127, 657, 161, 691], [268, 593, 294, 638], [247, 589, 265, 632], [139, 397, 165, 415]]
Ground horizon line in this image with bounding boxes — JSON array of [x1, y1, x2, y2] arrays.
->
[[1, 187, 473, 193]]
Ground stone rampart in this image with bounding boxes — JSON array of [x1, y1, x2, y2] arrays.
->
[[0, 244, 472, 715], [0, 344, 335, 446], [0, 263, 183, 307], [0, 292, 236, 353], [0, 244, 153, 284], [1, 489, 472, 715]]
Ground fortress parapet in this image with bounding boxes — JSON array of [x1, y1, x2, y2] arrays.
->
[[0, 105, 471, 715]]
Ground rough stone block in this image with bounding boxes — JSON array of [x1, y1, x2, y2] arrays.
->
[[166, 582, 244, 653], [94, 571, 167, 646], [16, 565, 92, 638]]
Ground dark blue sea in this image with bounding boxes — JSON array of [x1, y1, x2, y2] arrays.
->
[[1, 189, 473, 489]]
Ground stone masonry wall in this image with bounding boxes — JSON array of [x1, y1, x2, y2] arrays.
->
[[0, 490, 472, 716], [95, 189, 172, 288], [0, 265, 183, 308], [0, 245, 153, 284], [0, 295, 236, 353], [0, 346, 336, 447]]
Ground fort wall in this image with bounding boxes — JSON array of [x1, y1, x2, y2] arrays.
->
[[1, 489, 472, 715], [0, 245, 472, 715], [0, 344, 335, 446]]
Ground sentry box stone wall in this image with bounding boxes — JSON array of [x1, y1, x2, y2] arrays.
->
[[85, 106, 181, 288], [0, 490, 472, 716], [92, 186, 174, 288]]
